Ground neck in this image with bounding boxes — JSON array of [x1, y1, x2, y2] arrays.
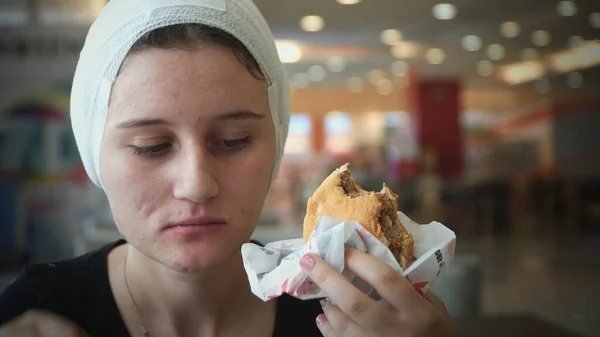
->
[[122, 244, 267, 336]]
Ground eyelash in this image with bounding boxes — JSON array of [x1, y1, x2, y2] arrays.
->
[[129, 136, 252, 157], [216, 136, 252, 150], [129, 143, 171, 156]]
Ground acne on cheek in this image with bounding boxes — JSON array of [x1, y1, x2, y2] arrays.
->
[[110, 191, 157, 239], [132, 189, 159, 219], [239, 205, 253, 217], [109, 168, 158, 219]]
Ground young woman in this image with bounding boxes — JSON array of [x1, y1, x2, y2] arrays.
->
[[0, 1, 459, 336]]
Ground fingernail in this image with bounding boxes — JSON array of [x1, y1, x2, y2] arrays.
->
[[300, 254, 316, 271], [319, 299, 327, 308], [316, 313, 328, 327]]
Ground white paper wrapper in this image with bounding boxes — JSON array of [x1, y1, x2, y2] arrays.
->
[[241, 211, 456, 302]]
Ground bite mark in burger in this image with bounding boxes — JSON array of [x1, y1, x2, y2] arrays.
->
[[302, 163, 415, 270]]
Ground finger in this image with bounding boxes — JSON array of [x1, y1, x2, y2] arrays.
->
[[321, 299, 369, 337], [344, 248, 424, 311], [316, 313, 335, 337], [422, 292, 460, 336], [0, 319, 37, 337], [424, 291, 451, 316], [20, 310, 88, 337], [300, 253, 392, 332]]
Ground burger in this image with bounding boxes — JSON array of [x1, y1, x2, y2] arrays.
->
[[302, 163, 415, 270]]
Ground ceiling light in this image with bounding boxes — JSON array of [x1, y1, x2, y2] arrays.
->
[[391, 44, 405, 58], [557, 1, 577, 17], [486, 44, 506, 60], [275, 40, 302, 63], [532, 30, 551, 46], [391, 60, 408, 76], [367, 69, 385, 85], [590, 13, 600, 28], [535, 78, 551, 94], [567, 72, 583, 88], [326, 57, 347, 73], [376, 79, 394, 95], [300, 15, 324, 32], [390, 41, 421, 59], [499, 61, 546, 85], [390, 43, 409, 59], [292, 73, 310, 89], [347, 77, 364, 93], [567, 36, 584, 49], [432, 3, 457, 20], [462, 35, 482, 51], [476, 60, 494, 77], [521, 48, 539, 60], [500, 21, 521, 38], [381, 29, 403, 46], [308, 65, 326, 82], [425, 48, 446, 64], [550, 41, 600, 73], [337, 0, 361, 4]]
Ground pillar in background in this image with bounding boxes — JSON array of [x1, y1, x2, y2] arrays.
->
[[407, 71, 464, 178], [311, 114, 325, 154]]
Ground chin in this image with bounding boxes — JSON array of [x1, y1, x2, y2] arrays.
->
[[161, 237, 244, 273]]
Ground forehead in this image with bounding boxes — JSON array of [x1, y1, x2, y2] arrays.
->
[[107, 46, 269, 123]]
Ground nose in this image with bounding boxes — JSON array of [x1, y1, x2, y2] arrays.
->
[[172, 145, 219, 203]]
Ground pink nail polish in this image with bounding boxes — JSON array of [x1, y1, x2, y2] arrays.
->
[[316, 313, 328, 327], [300, 254, 316, 271]]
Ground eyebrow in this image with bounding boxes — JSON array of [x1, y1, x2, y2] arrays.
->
[[217, 110, 265, 121], [116, 110, 264, 129], [116, 118, 171, 129]]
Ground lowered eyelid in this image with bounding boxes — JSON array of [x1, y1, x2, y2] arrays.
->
[[130, 137, 170, 144]]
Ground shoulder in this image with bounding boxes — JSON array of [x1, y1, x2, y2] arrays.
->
[[273, 294, 323, 337], [0, 239, 125, 325]]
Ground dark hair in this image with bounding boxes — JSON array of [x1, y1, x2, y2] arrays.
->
[[124, 24, 265, 80]]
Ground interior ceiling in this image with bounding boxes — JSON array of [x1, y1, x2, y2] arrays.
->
[[1, 0, 599, 91], [252, 0, 600, 90]]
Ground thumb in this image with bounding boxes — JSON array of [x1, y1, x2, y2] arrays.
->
[[3, 309, 89, 337]]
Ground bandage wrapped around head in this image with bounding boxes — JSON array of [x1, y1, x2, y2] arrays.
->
[[70, 0, 289, 188]]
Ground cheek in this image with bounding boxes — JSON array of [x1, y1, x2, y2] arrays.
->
[[100, 150, 162, 225], [235, 163, 271, 204], [226, 148, 275, 220]]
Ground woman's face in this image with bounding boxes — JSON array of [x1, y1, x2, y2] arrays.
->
[[99, 45, 275, 272]]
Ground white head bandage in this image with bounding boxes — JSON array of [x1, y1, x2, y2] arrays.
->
[[70, 0, 289, 188]]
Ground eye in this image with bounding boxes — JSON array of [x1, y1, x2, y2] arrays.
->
[[129, 143, 171, 156], [213, 136, 252, 151]]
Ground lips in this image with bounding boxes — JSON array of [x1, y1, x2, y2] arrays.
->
[[164, 216, 228, 233], [171, 216, 226, 226]]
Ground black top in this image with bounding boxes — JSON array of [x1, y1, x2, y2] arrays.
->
[[0, 240, 323, 336]]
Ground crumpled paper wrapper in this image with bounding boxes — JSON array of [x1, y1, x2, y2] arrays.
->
[[241, 211, 456, 302]]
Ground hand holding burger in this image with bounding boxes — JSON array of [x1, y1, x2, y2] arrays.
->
[[300, 164, 460, 337]]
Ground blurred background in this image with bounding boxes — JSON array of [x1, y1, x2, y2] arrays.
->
[[1, 0, 599, 336]]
